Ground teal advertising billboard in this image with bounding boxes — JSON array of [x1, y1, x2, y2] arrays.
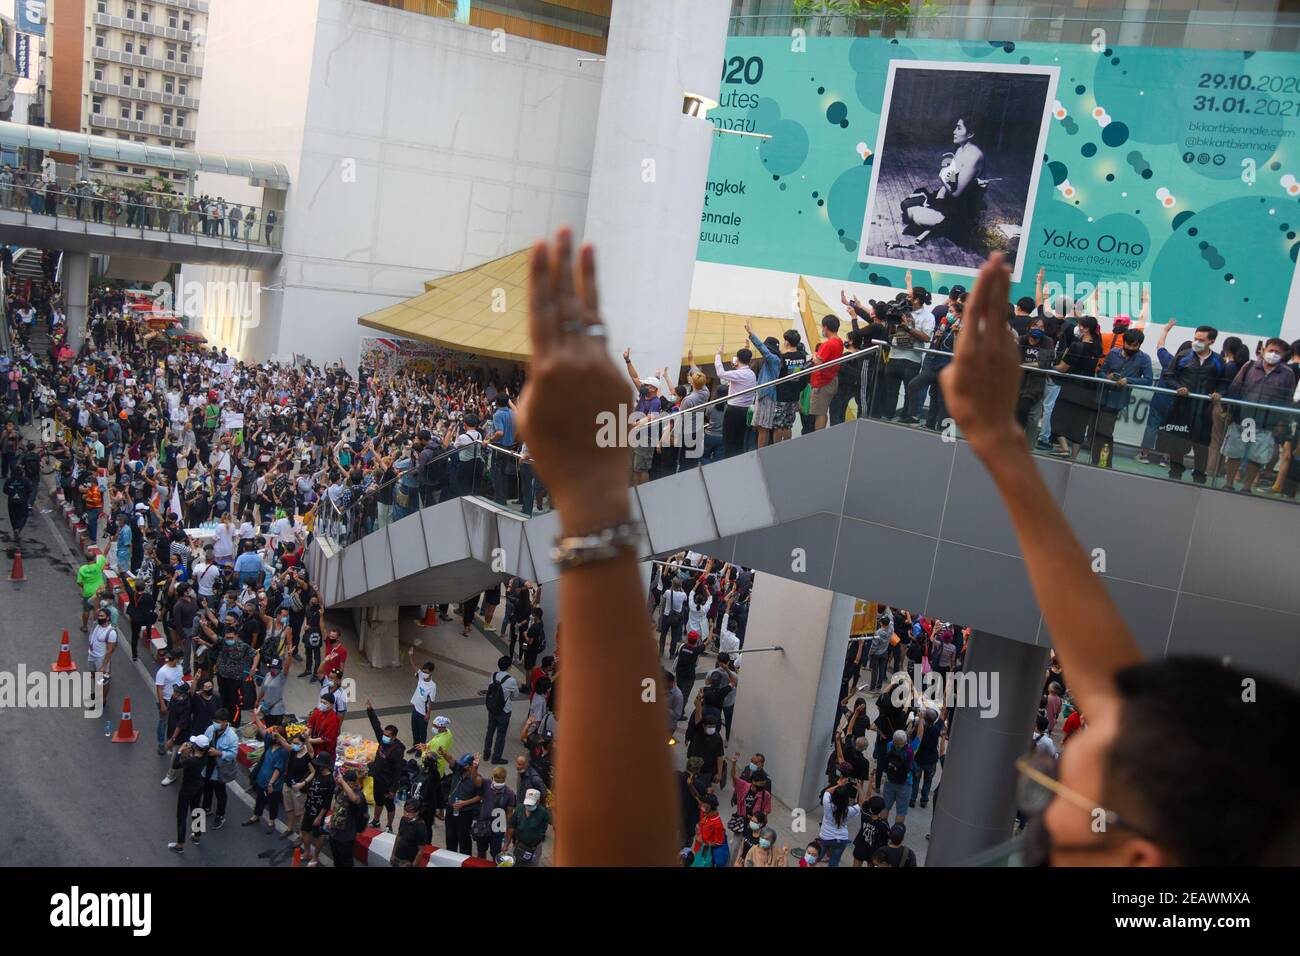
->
[[698, 37, 1300, 338]]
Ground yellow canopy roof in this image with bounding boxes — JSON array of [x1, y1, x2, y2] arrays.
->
[[357, 248, 796, 365]]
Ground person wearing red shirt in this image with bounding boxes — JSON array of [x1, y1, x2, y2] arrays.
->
[[1062, 707, 1085, 742], [809, 315, 845, 431], [316, 629, 347, 682], [307, 692, 341, 761]]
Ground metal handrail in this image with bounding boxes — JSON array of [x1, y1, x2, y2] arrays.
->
[[317, 435, 525, 536], [0, 193, 283, 249], [629, 343, 884, 438], [877, 339, 1300, 415]]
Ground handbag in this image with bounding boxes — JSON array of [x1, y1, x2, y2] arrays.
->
[[515, 840, 537, 864], [711, 841, 731, 867]]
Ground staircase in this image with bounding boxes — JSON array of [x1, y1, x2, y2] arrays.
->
[[9, 248, 57, 355]]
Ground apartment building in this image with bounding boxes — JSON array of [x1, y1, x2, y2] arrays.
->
[[50, 0, 208, 181]]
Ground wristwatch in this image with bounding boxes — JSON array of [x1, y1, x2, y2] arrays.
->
[[550, 521, 644, 570]]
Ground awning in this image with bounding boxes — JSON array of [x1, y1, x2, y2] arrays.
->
[[357, 248, 799, 365]]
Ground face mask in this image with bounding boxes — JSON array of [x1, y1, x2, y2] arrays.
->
[[747, 762, 758, 773], [705, 727, 716, 736], [1191, 340, 1209, 353], [804, 852, 818, 866], [492, 781, 505, 790], [749, 821, 760, 831], [381, 735, 392, 745], [1264, 351, 1283, 365], [292, 743, 304, 753], [759, 838, 772, 850], [1028, 329, 1044, 340], [317, 702, 328, 712]]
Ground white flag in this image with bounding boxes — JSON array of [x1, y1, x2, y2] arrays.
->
[[169, 484, 183, 520]]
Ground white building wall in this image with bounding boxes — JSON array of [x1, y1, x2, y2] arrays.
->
[[185, 0, 602, 366]]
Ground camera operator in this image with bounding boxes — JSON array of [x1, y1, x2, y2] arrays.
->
[[880, 270, 934, 420]]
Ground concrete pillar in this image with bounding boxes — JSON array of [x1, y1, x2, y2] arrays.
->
[[962, 0, 993, 40], [356, 604, 401, 669], [582, 0, 730, 380], [926, 631, 1049, 865], [62, 250, 90, 353], [729, 575, 856, 813]]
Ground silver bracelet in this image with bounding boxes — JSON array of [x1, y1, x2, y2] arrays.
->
[[550, 521, 644, 570]]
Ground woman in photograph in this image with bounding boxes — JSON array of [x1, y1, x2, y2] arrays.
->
[[902, 115, 986, 239]]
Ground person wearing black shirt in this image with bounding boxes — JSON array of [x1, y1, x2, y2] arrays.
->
[[852, 794, 890, 867], [1051, 315, 1104, 459], [910, 709, 944, 809], [169, 737, 207, 853], [686, 711, 726, 785], [872, 678, 909, 789], [881, 823, 918, 867], [390, 800, 429, 866], [365, 699, 407, 832], [521, 609, 546, 685], [674, 633, 705, 714]]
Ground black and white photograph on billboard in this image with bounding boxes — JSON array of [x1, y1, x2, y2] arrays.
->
[[858, 60, 1059, 280]]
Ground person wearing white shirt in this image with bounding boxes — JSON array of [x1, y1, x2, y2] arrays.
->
[[715, 346, 758, 459], [211, 517, 235, 566], [87, 609, 118, 680], [154, 650, 186, 755], [409, 657, 437, 745]]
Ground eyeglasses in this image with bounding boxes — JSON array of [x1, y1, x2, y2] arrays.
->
[[1014, 754, 1151, 839]]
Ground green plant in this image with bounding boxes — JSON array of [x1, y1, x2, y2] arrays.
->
[[791, 0, 943, 27]]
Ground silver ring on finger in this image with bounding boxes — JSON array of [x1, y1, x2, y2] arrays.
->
[[586, 324, 607, 338]]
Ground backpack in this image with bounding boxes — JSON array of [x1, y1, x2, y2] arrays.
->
[[485, 672, 508, 715]]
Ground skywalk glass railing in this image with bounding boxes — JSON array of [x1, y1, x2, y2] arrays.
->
[[316, 338, 1300, 556], [0, 180, 283, 250]]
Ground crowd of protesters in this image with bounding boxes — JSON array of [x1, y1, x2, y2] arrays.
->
[[1, 166, 280, 245], [6, 231, 1299, 869]]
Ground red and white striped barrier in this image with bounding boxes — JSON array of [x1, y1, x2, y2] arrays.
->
[[351, 828, 480, 867]]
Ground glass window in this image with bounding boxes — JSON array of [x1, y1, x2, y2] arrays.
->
[[135, 105, 145, 121], [166, 43, 176, 61], [124, 39, 134, 53], [169, 14, 178, 29], [127, 5, 136, 20], [182, 19, 191, 31], [161, 108, 173, 124], [97, 0, 107, 13], [138, 72, 148, 89], [122, 70, 133, 86], [96, 32, 106, 47], [139, 41, 149, 56], [93, 65, 104, 81], [92, 96, 104, 115], [141, 5, 151, 24], [178, 81, 188, 96], [115, 165, 129, 173], [176, 112, 186, 128], [163, 77, 174, 93], [180, 45, 189, 64], [132, 167, 146, 175], [120, 104, 130, 119]]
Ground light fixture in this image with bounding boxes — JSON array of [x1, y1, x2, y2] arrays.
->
[[682, 92, 718, 119]]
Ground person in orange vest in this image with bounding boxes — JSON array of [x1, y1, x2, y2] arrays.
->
[[80, 472, 104, 544]]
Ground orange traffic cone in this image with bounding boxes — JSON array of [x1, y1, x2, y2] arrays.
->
[[8, 550, 26, 582], [416, 605, 438, 627], [111, 696, 140, 743], [53, 630, 77, 673], [291, 847, 302, 868]]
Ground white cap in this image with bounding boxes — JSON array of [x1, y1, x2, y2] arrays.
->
[[524, 788, 541, 807], [641, 376, 663, 393], [189, 734, 210, 748], [432, 715, 450, 729]]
